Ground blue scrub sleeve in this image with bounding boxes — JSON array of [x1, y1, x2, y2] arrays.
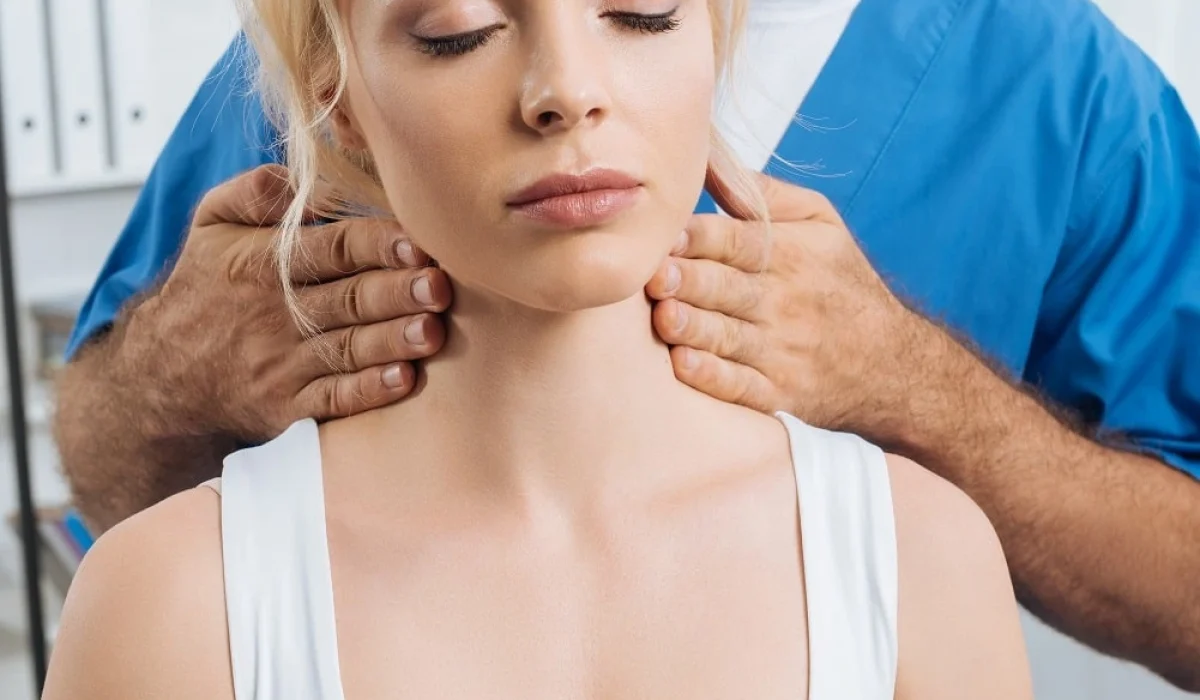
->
[[1024, 86, 1200, 478], [65, 33, 281, 359]]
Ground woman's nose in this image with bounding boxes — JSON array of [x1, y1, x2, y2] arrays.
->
[[519, 35, 613, 134]]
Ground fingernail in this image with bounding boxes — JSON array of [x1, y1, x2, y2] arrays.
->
[[395, 239, 418, 267], [672, 230, 688, 255], [680, 348, 698, 370], [382, 363, 407, 389], [404, 318, 426, 346], [673, 302, 688, 332], [412, 275, 435, 307], [665, 263, 681, 294]]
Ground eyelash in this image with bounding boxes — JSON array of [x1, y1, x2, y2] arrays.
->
[[605, 9, 682, 34], [415, 7, 681, 57], [416, 27, 500, 57]]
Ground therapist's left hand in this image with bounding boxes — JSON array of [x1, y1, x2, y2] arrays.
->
[[646, 169, 933, 443]]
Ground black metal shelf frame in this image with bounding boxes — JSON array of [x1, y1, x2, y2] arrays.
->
[[0, 61, 51, 699]]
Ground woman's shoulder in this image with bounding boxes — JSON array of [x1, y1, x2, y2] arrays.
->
[[883, 454, 1033, 699], [83, 484, 227, 592], [883, 453, 999, 557], [43, 487, 234, 700]]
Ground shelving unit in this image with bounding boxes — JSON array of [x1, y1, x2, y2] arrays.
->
[[0, 74, 48, 692]]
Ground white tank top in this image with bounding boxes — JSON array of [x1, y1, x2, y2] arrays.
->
[[205, 412, 898, 699]]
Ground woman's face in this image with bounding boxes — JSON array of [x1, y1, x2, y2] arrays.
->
[[337, 0, 715, 311]]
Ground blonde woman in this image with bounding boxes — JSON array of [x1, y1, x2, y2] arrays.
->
[[43, 0, 1032, 698]]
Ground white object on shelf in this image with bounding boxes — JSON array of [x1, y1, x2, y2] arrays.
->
[[101, 0, 155, 176], [11, 170, 144, 199], [46, 0, 110, 180], [0, 0, 57, 190]]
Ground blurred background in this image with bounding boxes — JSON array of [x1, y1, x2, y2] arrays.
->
[[0, 0, 1196, 698]]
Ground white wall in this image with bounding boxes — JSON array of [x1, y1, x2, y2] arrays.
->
[[0, 1, 1198, 699]]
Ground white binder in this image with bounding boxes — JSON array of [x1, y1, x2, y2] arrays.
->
[[101, 0, 154, 177], [46, 0, 109, 179], [0, 0, 57, 192]]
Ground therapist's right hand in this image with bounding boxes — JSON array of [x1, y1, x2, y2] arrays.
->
[[131, 164, 451, 443]]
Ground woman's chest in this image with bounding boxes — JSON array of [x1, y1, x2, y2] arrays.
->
[[328, 502, 811, 700]]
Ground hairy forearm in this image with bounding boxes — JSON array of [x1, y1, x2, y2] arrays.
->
[[887, 320, 1200, 690], [53, 301, 238, 533]]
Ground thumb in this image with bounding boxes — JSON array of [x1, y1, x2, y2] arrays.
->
[[704, 162, 841, 225], [194, 164, 317, 229]]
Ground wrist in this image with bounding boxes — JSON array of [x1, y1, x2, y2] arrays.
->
[[114, 294, 227, 441], [877, 314, 1014, 462]]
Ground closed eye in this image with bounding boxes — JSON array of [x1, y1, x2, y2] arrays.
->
[[412, 7, 679, 58], [413, 24, 504, 57], [604, 8, 681, 33]]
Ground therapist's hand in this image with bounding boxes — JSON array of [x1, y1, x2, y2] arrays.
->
[[646, 169, 932, 444], [129, 164, 451, 442]]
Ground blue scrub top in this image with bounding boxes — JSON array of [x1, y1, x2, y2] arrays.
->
[[69, 0, 1200, 478]]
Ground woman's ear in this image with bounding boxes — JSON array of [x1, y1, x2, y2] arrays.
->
[[330, 102, 369, 152]]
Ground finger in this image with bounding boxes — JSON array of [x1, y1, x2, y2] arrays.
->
[[299, 267, 452, 330], [298, 362, 418, 421], [676, 215, 770, 272], [653, 300, 762, 365], [647, 257, 762, 319], [194, 164, 310, 229], [307, 313, 446, 374], [704, 165, 842, 225], [669, 346, 779, 413], [292, 217, 430, 283]]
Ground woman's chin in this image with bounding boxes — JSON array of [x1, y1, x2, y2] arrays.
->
[[520, 256, 659, 312], [459, 238, 670, 312], [525, 272, 651, 312]]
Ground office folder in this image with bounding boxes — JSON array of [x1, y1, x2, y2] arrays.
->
[[101, 0, 154, 177], [0, 0, 57, 192], [47, 0, 110, 179]]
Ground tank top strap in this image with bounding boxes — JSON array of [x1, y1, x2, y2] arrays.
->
[[775, 412, 899, 700], [214, 418, 345, 700]]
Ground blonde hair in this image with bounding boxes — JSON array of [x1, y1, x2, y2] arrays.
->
[[236, 0, 768, 334]]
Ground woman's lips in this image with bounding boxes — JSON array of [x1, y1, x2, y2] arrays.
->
[[507, 169, 643, 228]]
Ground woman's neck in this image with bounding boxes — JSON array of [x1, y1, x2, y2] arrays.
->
[[347, 280, 745, 504]]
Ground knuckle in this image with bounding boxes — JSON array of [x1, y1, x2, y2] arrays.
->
[[246, 165, 281, 200], [335, 327, 359, 372], [292, 384, 321, 421], [392, 274, 412, 310], [324, 220, 354, 274], [734, 278, 758, 317], [750, 228, 771, 270], [378, 231, 394, 268], [721, 320, 743, 359], [355, 372, 383, 411], [193, 188, 223, 225], [325, 380, 349, 418], [746, 329, 768, 364], [713, 264, 732, 300], [734, 374, 757, 406], [722, 228, 741, 264], [726, 275, 754, 317], [383, 319, 407, 357], [248, 165, 290, 213], [342, 276, 369, 323]]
